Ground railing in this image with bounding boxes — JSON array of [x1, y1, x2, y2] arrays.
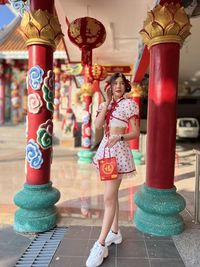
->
[[193, 149, 200, 224]]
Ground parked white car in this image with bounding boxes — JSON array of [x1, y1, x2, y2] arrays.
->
[[176, 118, 200, 139]]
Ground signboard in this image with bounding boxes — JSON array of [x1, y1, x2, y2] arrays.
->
[[103, 65, 133, 75]]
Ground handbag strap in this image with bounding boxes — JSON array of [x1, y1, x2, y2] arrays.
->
[[103, 146, 111, 158]]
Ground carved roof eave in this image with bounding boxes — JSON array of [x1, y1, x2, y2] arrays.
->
[[0, 50, 67, 59], [0, 16, 21, 44]]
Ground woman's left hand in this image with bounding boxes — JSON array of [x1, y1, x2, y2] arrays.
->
[[106, 136, 120, 148]]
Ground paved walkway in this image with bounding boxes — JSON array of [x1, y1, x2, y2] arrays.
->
[[0, 123, 200, 267]]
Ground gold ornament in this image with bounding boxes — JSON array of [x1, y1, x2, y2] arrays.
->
[[128, 83, 144, 97], [85, 64, 107, 81], [54, 67, 61, 75], [81, 83, 93, 97], [140, 3, 191, 48], [20, 10, 64, 50]]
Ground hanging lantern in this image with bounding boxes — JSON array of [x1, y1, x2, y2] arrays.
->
[[85, 64, 107, 81], [67, 17, 106, 65], [85, 64, 107, 95]]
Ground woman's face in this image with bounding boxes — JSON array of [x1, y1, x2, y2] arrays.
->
[[111, 77, 126, 99]]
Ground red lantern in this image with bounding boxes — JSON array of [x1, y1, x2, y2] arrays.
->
[[85, 64, 107, 95], [67, 17, 106, 66], [85, 64, 107, 81]]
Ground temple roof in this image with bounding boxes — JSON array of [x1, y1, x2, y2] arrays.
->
[[0, 18, 66, 59]]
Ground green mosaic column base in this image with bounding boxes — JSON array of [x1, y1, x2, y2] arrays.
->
[[132, 149, 143, 165], [134, 185, 186, 236], [78, 149, 94, 164], [14, 182, 60, 233]]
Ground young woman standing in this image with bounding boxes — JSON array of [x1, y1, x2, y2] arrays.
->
[[86, 72, 140, 267]]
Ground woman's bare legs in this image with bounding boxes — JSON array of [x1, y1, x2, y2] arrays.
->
[[111, 198, 119, 233], [98, 179, 122, 245]]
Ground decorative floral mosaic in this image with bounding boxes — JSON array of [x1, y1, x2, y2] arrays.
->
[[8, 0, 30, 17], [28, 65, 44, 90], [84, 126, 91, 137], [82, 110, 90, 125], [42, 70, 55, 113], [28, 93, 43, 114], [37, 119, 53, 150], [55, 81, 60, 90], [82, 137, 90, 147], [26, 139, 43, 169], [54, 98, 60, 105]]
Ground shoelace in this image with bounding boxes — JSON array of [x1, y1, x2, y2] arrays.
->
[[90, 243, 103, 257]]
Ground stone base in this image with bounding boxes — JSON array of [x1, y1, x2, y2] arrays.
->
[[132, 149, 144, 165], [134, 185, 186, 236], [14, 182, 60, 233], [78, 149, 94, 164]]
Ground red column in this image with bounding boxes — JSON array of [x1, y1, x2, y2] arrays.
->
[[134, 2, 191, 236], [146, 44, 179, 189], [92, 80, 103, 105], [24, 0, 62, 185], [81, 65, 93, 149], [14, 0, 63, 233], [27, 46, 53, 185]]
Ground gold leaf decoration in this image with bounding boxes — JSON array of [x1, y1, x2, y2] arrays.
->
[[128, 83, 144, 97], [20, 10, 64, 50], [81, 83, 93, 97], [140, 3, 191, 48]]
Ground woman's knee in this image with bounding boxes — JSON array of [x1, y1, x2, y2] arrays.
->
[[104, 194, 117, 207]]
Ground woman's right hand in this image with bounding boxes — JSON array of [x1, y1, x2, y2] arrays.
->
[[104, 82, 112, 105]]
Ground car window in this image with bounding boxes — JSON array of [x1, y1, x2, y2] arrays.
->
[[179, 120, 198, 127]]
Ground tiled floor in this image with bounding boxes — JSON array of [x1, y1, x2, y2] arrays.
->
[[0, 224, 34, 267], [49, 226, 185, 267], [1, 124, 200, 267]]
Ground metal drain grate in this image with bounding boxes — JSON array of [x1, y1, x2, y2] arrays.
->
[[15, 227, 67, 267]]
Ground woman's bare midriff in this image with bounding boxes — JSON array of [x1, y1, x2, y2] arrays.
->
[[109, 127, 126, 135]]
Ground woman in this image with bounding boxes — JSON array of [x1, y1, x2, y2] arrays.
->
[[86, 73, 140, 267]]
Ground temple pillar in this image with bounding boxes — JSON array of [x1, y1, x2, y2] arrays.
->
[[134, 3, 191, 236], [13, 0, 63, 232], [78, 62, 94, 163], [128, 83, 143, 165]]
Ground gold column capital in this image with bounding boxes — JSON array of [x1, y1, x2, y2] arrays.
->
[[140, 3, 191, 48], [20, 10, 64, 50], [81, 83, 93, 97], [128, 82, 144, 97]]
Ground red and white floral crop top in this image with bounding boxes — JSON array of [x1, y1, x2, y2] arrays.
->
[[96, 98, 139, 134]]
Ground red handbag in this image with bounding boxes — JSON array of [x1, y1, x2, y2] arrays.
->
[[98, 148, 118, 181]]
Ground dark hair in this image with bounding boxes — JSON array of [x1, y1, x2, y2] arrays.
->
[[108, 73, 131, 93]]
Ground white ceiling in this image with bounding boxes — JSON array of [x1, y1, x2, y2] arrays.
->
[[55, 0, 200, 87]]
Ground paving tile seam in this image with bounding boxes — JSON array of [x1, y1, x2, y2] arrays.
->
[[143, 237, 151, 267]]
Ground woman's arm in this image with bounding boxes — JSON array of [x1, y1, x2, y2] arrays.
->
[[94, 102, 109, 129], [120, 117, 140, 141], [107, 117, 140, 148], [94, 83, 112, 129]]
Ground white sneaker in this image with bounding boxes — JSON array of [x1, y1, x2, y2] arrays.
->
[[86, 241, 108, 267], [105, 230, 122, 246]]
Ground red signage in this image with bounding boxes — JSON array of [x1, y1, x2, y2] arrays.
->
[[103, 65, 132, 75]]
